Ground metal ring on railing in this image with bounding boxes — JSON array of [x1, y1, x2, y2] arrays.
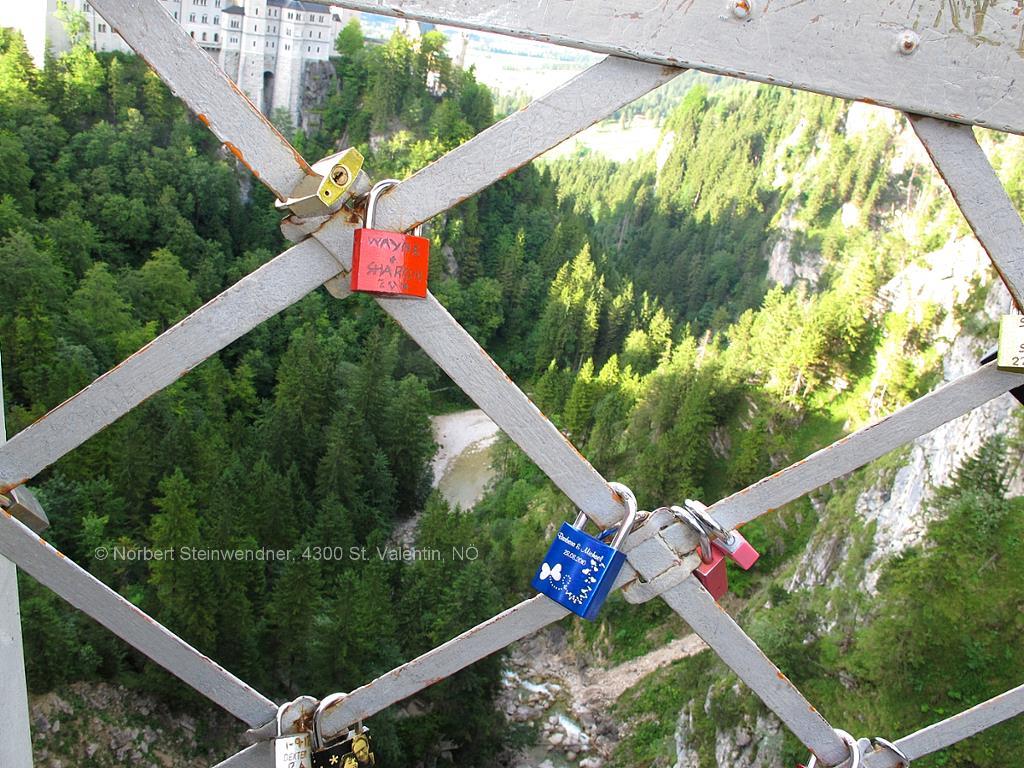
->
[[671, 505, 714, 563], [806, 729, 862, 768], [871, 737, 910, 767]]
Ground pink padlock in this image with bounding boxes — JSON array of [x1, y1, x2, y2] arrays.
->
[[683, 499, 760, 571], [713, 530, 760, 570]]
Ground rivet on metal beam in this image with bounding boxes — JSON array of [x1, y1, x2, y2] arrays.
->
[[898, 30, 920, 55]]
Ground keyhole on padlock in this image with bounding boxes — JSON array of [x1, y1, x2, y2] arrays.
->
[[328, 166, 350, 191]]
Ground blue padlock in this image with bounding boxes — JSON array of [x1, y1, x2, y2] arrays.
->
[[532, 482, 638, 620]]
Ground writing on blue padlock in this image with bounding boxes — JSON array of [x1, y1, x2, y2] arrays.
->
[[532, 482, 638, 620]]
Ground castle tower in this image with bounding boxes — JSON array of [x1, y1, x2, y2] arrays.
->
[[272, 0, 304, 125], [236, 0, 273, 114], [0, 1, 56, 66]]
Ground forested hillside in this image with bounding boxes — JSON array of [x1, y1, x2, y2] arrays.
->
[[2, 10, 1023, 768], [0, 20, 517, 766], [475, 77, 1024, 768]]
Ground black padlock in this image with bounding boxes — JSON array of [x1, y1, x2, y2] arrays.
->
[[311, 694, 376, 768]]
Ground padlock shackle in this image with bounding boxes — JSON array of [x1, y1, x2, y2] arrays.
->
[[684, 499, 736, 547], [607, 482, 638, 550], [364, 178, 424, 237], [672, 505, 714, 564], [276, 701, 287, 739], [569, 482, 639, 551], [312, 692, 347, 750]]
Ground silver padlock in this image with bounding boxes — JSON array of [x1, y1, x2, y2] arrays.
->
[[275, 702, 313, 768], [1, 486, 49, 533]]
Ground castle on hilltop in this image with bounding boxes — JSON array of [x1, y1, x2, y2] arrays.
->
[[4, 0, 360, 124]]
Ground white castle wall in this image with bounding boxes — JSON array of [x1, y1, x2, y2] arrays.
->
[[6, 0, 351, 123]]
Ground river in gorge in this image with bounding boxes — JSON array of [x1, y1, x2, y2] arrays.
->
[[424, 410, 702, 768]]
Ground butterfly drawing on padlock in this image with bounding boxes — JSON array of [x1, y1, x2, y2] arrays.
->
[[539, 562, 562, 581]]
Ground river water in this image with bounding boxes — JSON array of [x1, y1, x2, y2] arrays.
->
[[431, 409, 501, 510]]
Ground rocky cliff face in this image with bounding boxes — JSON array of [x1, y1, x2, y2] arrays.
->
[[791, 237, 1020, 596], [30, 682, 239, 768], [674, 699, 784, 768], [671, 133, 1022, 768]]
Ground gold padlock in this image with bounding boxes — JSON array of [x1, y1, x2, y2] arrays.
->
[[997, 313, 1024, 373], [316, 147, 364, 207], [1, 486, 49, 533]]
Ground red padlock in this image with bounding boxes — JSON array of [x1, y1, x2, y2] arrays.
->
[[674, 505, 730, 601], [695, 547, 729, 600], [350, 178, 430, 298]]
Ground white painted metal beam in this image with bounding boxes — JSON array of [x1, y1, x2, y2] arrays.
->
[[0, 351, 33, 768], [660, 577, 849, 766], [862, 683, 1024, 768], [302, 514, 693, 743], [0, 559, 33, 768], [909, 115, 1024, 310], [87, 0, 314, 200], [710, 364, 1023, 532], [0, 513, 277, 727], [0, 239, 345, 490], [359, 56, 679, 231], [331, 0, 1024, 136], [211, 742, 274, 768], [317, 596, 569, 738]]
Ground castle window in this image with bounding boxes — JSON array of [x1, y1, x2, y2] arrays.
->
[[189, 13, 196, 22], [214, 33, 219, 42], [213, 16, 218, 24], [215, 0, 221, 6], [202, 31, 207, 40], [98, 22, 107, 33], [201, 14, 207, 23]]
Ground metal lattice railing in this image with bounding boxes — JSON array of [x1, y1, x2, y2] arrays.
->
[[1, 2, 1024, 767]]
